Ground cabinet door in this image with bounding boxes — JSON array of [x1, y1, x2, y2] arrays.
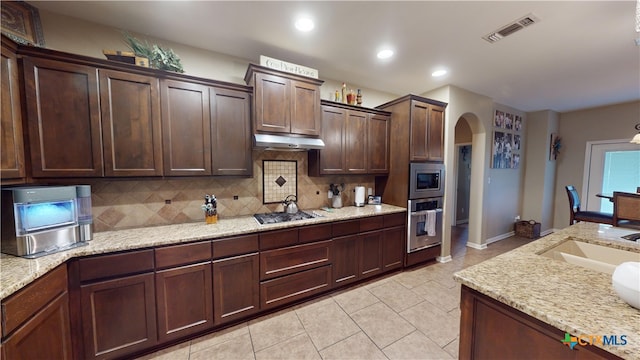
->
[[367, 114, 390, 174], [345, 110, 367, 173], [213, 253, 259, 325], [427, 105, 445, 161], [0, 43, 25, 180], [318, 105, 346, 174], [3, 292, 72, 360], [99, 69, 163, 176], [332, 234, 359, 286], [80, 273, 157, 359], [382, 225, 405, 271], [161, 80, 211, 176], [359, 230, 383, 278], [254, 72, 290, 133], [211, 87, 252, 176], [409, 100, 429, 162], [156, 262, 213, 342], [290, 79, 321, 136], [23, 57, 103, 177]]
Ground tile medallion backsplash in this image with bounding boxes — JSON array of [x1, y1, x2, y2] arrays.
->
[[63, 150, 376, 232], [263, 160, 297, 204]]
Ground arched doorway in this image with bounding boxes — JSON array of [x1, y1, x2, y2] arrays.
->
[[450, 113, 486, 256]]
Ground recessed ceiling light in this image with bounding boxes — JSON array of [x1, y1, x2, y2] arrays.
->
[[295, 17, 314, 32], [377, 49, 394, 59], [432, 69, 448, 77]]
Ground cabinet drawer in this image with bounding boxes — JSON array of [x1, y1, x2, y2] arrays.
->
[[260, 240, 331, 280], [2, 265, 67, 337], [299, 223, 332, 244], [259, 228, 298, 250], [79, 249, 154, 282], [260, 265, 332, 310], [213, 234, 259, 259], [332, 219, 360, 237], [384, 212, 406, 228], [155, 241, 211, 269], [360, 216, 384, 232]]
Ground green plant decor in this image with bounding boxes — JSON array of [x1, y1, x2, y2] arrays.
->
[[123, 33, 184, 73]]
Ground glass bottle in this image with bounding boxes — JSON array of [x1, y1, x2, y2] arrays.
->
[[356, 89, 362, 106]]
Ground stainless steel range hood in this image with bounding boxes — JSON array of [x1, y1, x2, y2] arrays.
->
[[254, 134, 325, 151]]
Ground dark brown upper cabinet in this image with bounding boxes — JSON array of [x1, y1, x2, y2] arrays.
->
[[161, 81, 252, 177], [1, 36, 25, 181], [23, 57, 104, 178], [410, 99, 445, 162], [161, 79, 212, 176], [99, 69, 163, 176], [245, 64, 323, 137], [210, 87, 252, 176], [309, 101, 390, 176]]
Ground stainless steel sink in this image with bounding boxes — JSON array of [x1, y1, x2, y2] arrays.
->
[[253, 211, 318, 225], [538, 238, 640, 274]]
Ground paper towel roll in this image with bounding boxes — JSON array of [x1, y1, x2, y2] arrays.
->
[[355, 186, 366, 207]]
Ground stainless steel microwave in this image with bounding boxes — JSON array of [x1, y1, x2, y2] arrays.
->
[[409, 162, 445, 199]]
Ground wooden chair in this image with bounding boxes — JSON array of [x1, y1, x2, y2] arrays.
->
[[613, 191, 640, 229], [565, 185, 614, 225]]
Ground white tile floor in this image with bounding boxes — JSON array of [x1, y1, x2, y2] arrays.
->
[[138, 227, 530, 360]]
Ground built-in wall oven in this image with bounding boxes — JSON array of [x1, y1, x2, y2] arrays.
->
[[407, 197, 443, 253], [409, 162, 444, 199]]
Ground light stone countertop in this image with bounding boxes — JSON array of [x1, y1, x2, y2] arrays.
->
[[0, 204, 405, 301], [454, 222, 640, 359]]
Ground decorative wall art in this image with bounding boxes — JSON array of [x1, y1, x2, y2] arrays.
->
[[491, 110, 523, 169], [1, 1, 45, 46], [262, 160, 297, 204], [549, 133, 562, 160]]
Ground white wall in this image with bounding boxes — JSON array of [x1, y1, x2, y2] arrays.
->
[[521, 110, 558, 232], [552, 100, 640, 228]]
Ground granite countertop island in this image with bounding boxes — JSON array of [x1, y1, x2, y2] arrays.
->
[[0, 204, 405, 301], [454, 222, 640, 359]]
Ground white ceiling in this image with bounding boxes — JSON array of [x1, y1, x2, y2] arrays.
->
[[30, 1, 640, 112]]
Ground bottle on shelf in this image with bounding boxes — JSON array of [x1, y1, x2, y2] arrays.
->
[[356, 89, 362, 106], [341, 83, 347, 103]]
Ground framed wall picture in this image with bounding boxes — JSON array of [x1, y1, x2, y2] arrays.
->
[[1, 1, 45, 46], [492, 109, 523, 169]]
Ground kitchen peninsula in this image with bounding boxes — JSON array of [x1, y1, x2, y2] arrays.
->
[[1, 204, 406, 359], [454, 222, 640, 359]]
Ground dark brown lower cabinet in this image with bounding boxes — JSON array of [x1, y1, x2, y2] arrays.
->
[[156, 262, 213, 342], [2, 292, 72, 359], [80, 273, 157, 359], [213, 253, 260, 325], [382, 225, 405, 271], [332, 234, 359, 286], [459, 285, 621, 360], [260, 265, 332, 310], [1, 264, 71, 360], [332, 230, 384, 286], [360, 230, 383, 277]]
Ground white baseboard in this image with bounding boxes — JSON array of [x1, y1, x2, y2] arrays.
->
[[466, 242, 488, 250], [464, 228, 555, 251], [541, 228, 556, 236], [486, 231, 515, 245], [437, 255, 452, 263]]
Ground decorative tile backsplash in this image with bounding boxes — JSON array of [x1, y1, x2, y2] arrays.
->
[[263, 160, 297, 203], [84, 150, 375, 232]]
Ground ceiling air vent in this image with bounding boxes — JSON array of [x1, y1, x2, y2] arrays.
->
[[483, 13, 540, 43]]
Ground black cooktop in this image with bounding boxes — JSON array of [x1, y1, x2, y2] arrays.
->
[[253, 211, 315, 225]]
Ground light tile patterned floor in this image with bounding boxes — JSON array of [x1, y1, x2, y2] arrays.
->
[[138, 228, 530, 360]]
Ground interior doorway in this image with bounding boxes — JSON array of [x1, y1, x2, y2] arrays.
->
[[452, 116, 473, 249], [456, 144, 472, 224]]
